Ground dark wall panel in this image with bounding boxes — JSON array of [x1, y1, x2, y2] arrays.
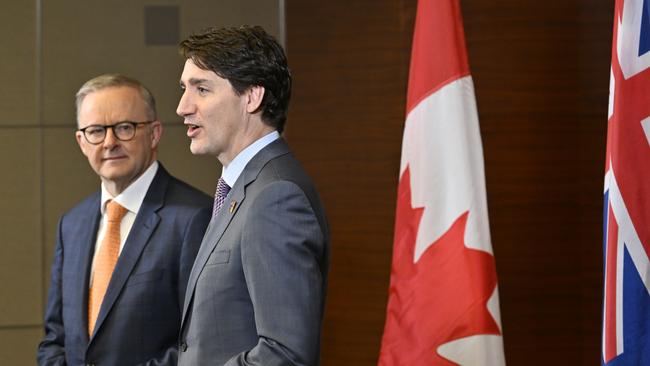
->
[[286, 2, 414, 364], [286, 0, 611, 364]]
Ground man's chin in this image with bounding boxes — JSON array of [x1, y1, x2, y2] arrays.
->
[[98, 166, 130, 182], [189, 142, 209, 156]]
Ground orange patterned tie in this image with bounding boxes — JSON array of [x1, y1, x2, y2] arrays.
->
[[88, 200, 128, 336]]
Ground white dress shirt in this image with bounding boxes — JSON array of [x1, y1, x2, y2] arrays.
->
[[89, 161, 159, 284], [221, 131, 280, 187]]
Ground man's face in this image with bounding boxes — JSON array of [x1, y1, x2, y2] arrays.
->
[[177, 59, 248, 164], [76, 86, 161, 194]]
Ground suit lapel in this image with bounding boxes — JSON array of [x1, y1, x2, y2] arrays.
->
[[74, 195, 101, 342], [89, 166, 168, 340], [181, 181, 243, 321], [181, 138, 291, 325]]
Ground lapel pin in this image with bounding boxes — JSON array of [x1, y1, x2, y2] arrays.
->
[[229, 201, 237, 214]]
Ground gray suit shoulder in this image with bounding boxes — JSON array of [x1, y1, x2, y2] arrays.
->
[[259, 153, 317, 193], [255, 152, 329, 235]]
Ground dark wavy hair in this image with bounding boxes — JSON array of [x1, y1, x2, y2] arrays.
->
[[179, 25, 291, 133]]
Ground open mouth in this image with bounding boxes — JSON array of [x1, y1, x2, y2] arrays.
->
[[186, 123, 201, 137]]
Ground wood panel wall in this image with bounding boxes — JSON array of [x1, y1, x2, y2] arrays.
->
[[286, 0, 612, 364]]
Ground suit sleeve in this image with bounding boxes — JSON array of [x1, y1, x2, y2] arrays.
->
[[37, 217, 68, 366], [139, 205, 211, 366], [226, 181, 326, 366]]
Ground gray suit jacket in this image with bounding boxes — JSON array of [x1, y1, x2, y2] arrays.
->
[[178, 138, 329, 366]]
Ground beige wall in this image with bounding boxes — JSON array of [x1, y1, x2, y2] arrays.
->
[[1, 1, 281, 363]]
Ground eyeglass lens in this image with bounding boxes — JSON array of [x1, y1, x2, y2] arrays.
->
[[84, 123, 137, 143]]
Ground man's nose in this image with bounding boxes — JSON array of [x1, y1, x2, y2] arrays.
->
[[103, 127, 119, 148], [177, 91, 194, 117]]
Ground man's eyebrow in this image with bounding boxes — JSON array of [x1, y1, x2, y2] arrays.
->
[[179, 78, 210, 87], [188, 78, 210, 86]]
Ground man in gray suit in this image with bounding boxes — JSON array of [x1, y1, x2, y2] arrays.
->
[[176, 26, 330, 365]]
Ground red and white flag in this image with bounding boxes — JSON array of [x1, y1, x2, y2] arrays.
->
[[378, 0, 505, 364], [601, 0, 650, 364]]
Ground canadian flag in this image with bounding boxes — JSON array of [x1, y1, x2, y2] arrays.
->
[[378, 0, 505, 365]]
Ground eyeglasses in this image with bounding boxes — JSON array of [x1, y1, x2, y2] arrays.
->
[[78, 121, 154, 145]]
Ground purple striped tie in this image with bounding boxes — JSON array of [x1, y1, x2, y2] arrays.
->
[[213, 177, 231, 217]]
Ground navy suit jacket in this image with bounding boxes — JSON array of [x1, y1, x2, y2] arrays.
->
[[38, 164, 212, 366]]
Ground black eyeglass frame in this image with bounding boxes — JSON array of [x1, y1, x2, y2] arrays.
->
[[78, 121, 155, 145]]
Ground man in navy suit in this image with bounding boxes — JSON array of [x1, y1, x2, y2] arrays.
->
[[37, 74, 212, 366]]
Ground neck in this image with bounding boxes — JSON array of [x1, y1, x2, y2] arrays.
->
[[103, 158, 156, 196], [103, 180, 130, 197], [219, 122, 275, 166]]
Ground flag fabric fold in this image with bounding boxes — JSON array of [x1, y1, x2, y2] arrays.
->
[[378, 0, 505, 364], [602, 0, 650, 364]]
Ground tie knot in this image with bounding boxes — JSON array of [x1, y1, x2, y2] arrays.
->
[[105, 200, 128, 222], [213, 177, 231, 217], [216, 177, 231, 199]]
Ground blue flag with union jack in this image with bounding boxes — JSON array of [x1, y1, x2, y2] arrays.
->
[[602, 0, 650, 364]]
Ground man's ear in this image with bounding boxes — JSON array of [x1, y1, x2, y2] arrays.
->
[[150, 120, 163, 149], [245, 85, 265, 113], [75, 130, 90, 157]]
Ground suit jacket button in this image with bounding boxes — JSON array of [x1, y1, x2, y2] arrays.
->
[[180, 341, 188, 352]]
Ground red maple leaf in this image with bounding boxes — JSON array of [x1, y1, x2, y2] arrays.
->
[[379, 167, 501, 365]]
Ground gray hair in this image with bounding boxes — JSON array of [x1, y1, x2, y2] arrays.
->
[[75, 74, 157, 123]]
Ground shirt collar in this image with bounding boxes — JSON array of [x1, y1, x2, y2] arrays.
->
[[100, 161, 159, 215], [221, 131, 280, 187]]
